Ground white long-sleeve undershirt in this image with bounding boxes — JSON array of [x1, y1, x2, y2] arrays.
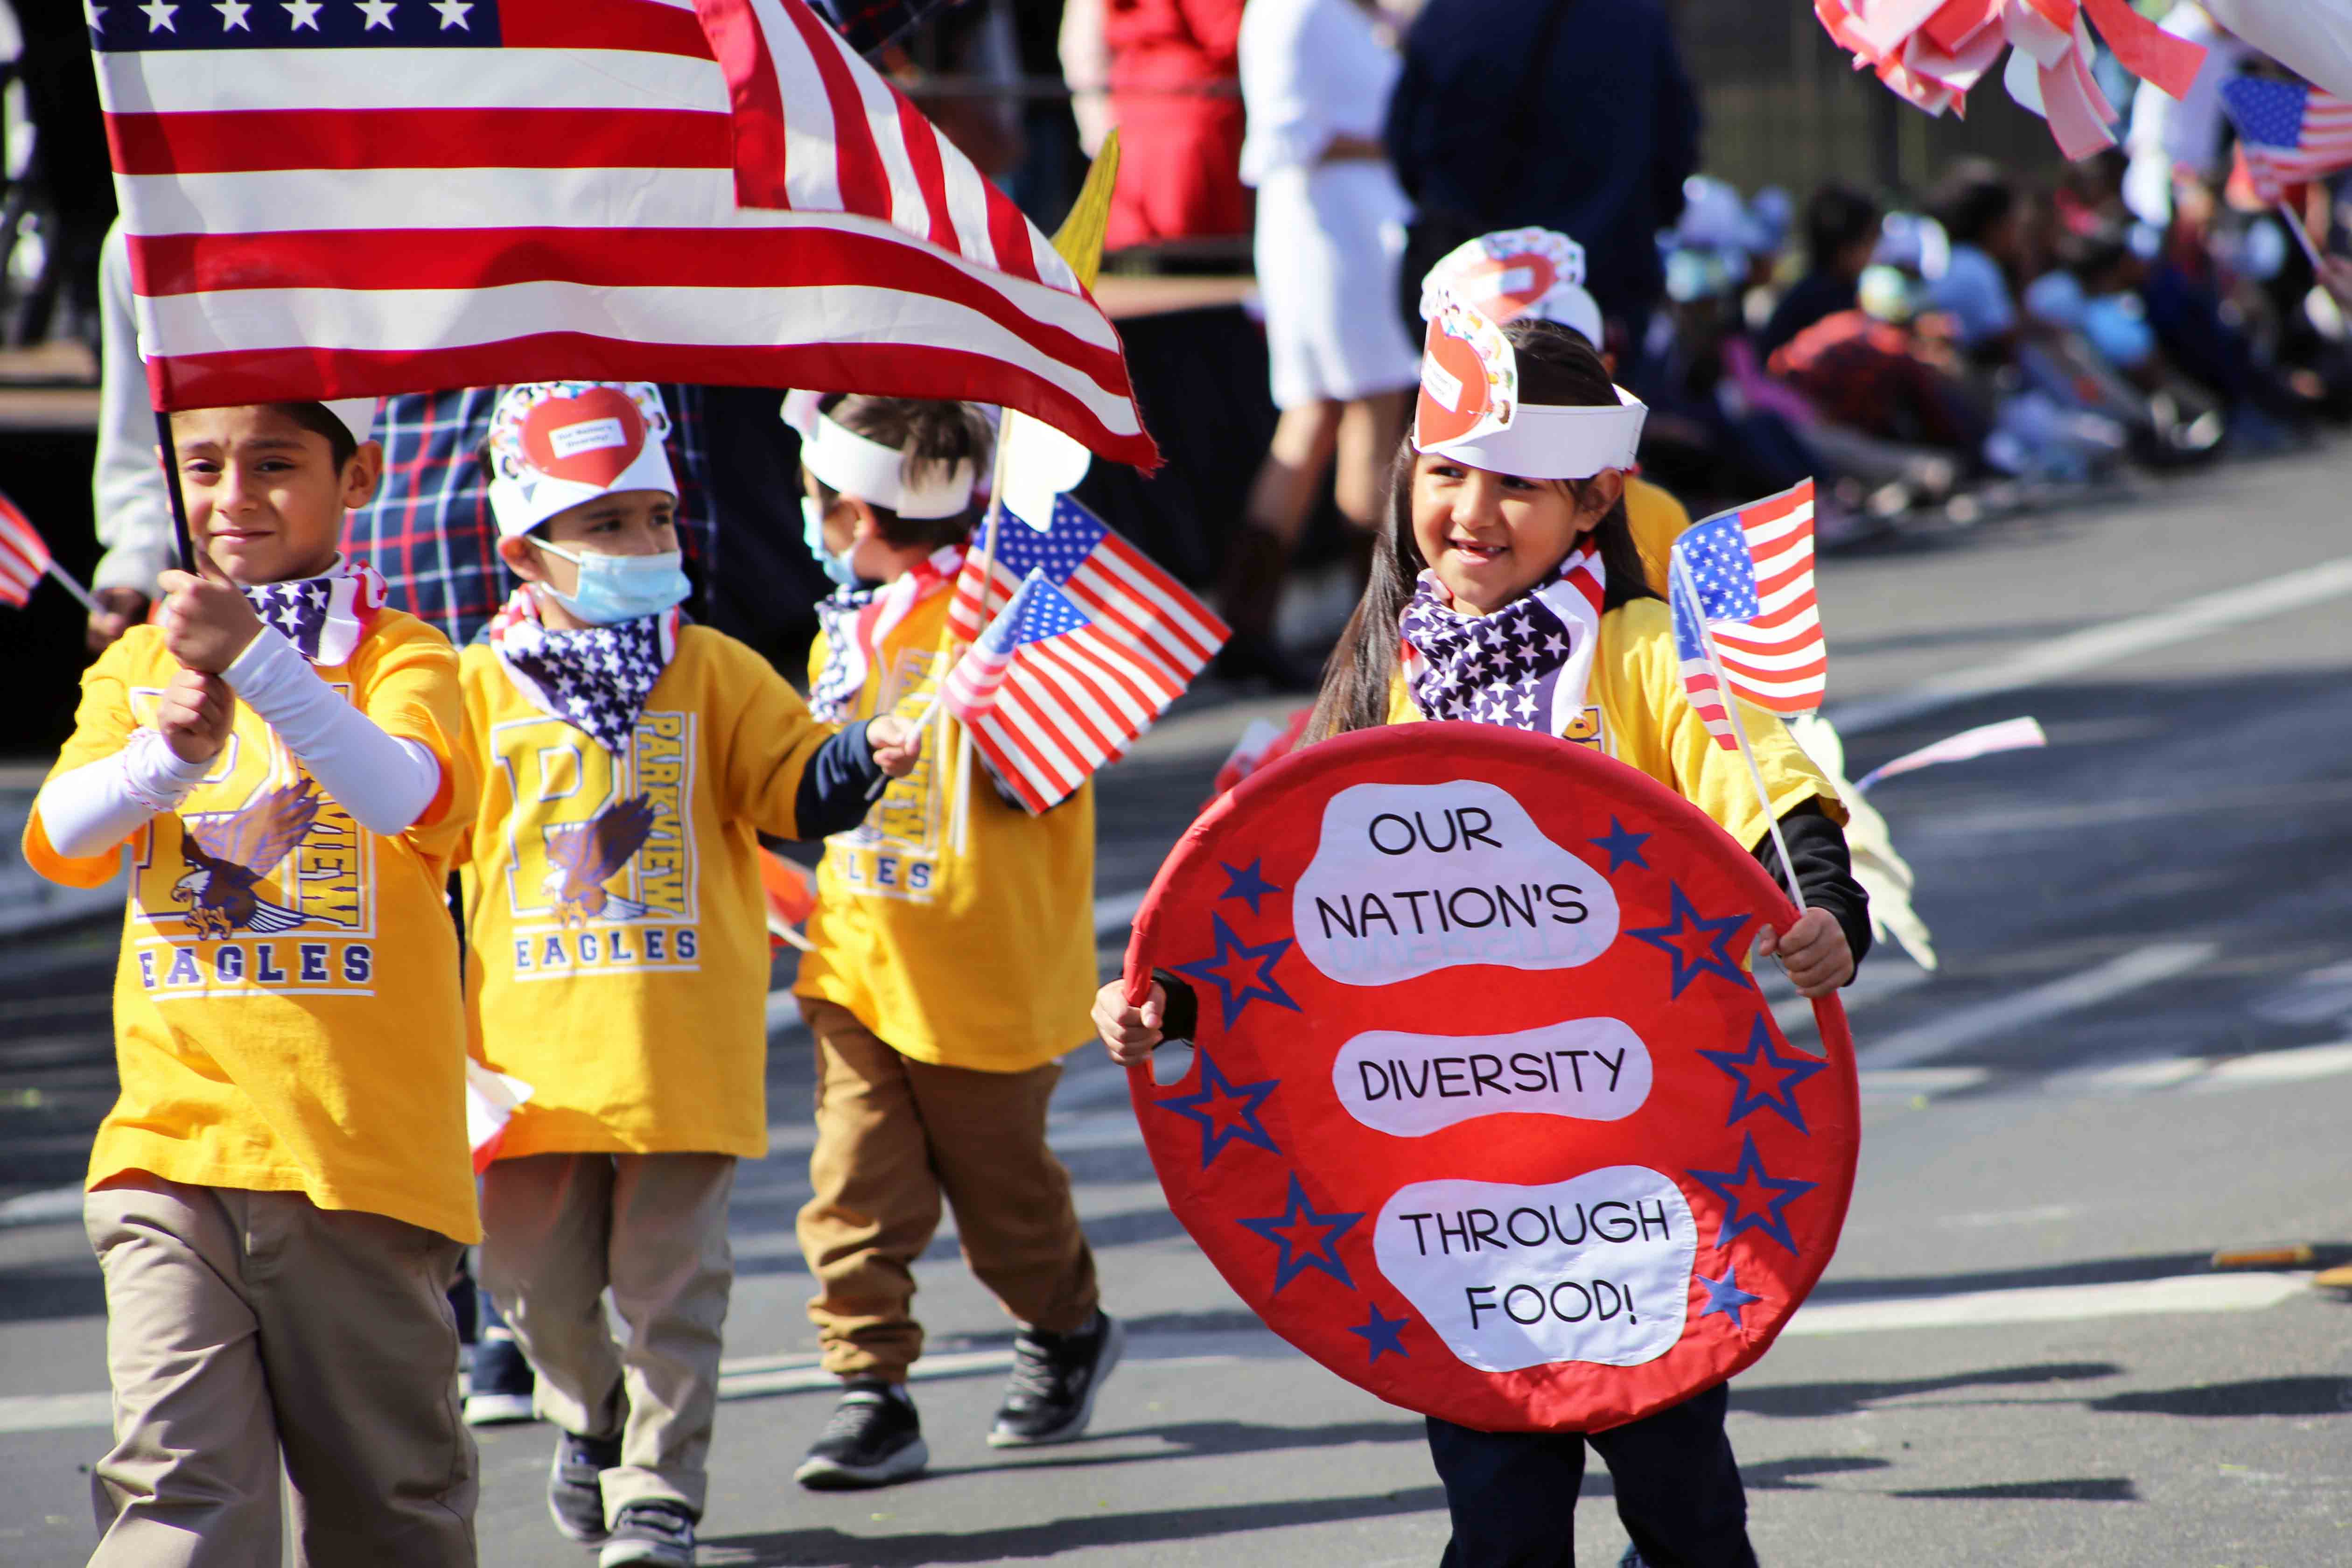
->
[[36, 628, 443, 861], [37, 729, 212, 861], [220, 627, 441, 837]]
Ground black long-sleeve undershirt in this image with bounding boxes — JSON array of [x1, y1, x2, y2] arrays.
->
[[791, 721, 883, 840]]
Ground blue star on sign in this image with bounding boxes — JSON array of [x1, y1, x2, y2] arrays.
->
[[1695, 1264, 1764, 1331], [1237, 1172, 1363, 1293], [1155, 1048, 1280, 1168], [1589, 817, 1651, 873], [1698, 1017, 1826, 1135], [1173, 914, 1302, 1030], [1626, 884, 1750, 998], [1217, 859, 1283, 917], [1687, 1134, 1817, 1255], [1347, 1301, 1412, 1363]]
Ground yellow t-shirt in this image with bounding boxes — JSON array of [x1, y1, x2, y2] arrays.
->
[[22, 616, 481, 1243], [1625, 475, 1694, 597], [458, 626, 835, 1160], [1387, 598, 1842, 852], [793, 588, 1097, 1073]]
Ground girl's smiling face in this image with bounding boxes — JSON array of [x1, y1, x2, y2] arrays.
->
[[1407, 452, 1624, 614]]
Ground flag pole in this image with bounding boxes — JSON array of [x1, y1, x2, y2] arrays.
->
[[2279, 199, 2326, 271], [1673, 550, 1802, 909], [153, 409, 200, 575], [947, 433, 1014, 853], [44, 560, 103, 617]]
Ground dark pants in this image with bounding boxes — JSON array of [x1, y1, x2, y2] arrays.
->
[[1425, 1384, 1757, 1568]]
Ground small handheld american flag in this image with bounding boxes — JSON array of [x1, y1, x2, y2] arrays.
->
[[1668, 479, 1823, 752], [941, 569, 1186, 814], [0, 489, 98, 614], [2220, 77, 2352, 203], [948, 492, 1227, 690]]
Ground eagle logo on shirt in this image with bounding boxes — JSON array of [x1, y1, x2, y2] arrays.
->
[[171, 781, 324, 940], [542, 794, 657, 927]]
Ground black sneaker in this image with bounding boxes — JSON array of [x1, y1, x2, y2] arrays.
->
[[464, 1328, 538, 1427], [793, 1379, 929, 1490], [599, 1500, 696, 1567], [988, 1310, 1124, 1447], [548, 1430, 622, 1544]]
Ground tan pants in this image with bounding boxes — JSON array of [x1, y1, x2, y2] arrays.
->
[[796, 997, 1099, 1381], [478, 1152, 735, 1523], [83, 1173, 476, 1568]]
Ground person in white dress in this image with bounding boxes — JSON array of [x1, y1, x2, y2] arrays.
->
[[1222, 0, 1423, 686]]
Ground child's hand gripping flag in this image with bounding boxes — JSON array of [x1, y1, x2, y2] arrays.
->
[[1668, 479, 1824, 752], [0, 488, 99, 614], [941, 569, 1184, 814]]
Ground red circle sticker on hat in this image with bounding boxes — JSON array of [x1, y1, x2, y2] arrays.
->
[[1123, 723, 1858, 1434], [1460, 252, 1559, 322], [521, 385, 649, 488]]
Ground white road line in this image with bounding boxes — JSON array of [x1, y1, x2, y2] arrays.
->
[[3, 1271, 2315, 1435], [1095, 885, 1148, 938], [0, 1184, 85, 1230], [2191, 1039, 2352, 1091], [1781, 1271, 2310, 1337], [1857, 941, 2217, 1070], [1831, 554, 2352, 736]]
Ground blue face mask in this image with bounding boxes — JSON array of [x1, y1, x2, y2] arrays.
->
[[534, 541, 691, 626], [801, 497, 862, 588]]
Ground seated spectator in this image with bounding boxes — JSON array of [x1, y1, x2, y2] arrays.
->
[[1769, 274, 1985, 460], [1925, 162, 2033, 363], [1759, 183, 1882, 364]]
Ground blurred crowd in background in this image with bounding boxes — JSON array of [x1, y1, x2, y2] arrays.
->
[[4, 0, 2349, 718]]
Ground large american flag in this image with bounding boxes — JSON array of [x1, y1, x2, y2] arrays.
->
[[87, 0, 1157, 468], [948, 493, 1227, 687], [1669, 480, 1824, 751], [2221, 76, 2352, 203], [942, 569, 1184, 814]]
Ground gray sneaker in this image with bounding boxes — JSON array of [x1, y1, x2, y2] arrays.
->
[[599, 1501, 696, 1567], [988, 1310, 1124, 1447], [548, 1430, 621, 1544]]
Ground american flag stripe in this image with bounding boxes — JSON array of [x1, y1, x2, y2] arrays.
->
[[93, 0, 1155, 467], [1670, 479, 1826, 721], [958, 557, 1216, 688], [0, 492, 50, 609]]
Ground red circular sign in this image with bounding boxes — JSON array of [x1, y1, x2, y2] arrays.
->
[[1122, 723, 1859, 1433]]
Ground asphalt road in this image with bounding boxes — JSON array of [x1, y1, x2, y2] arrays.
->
[[3, 447, 2351, 1566]]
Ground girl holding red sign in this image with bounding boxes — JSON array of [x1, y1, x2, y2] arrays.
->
[[1097, 315, 1873, 1567]]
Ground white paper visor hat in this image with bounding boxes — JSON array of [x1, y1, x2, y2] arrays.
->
[[1419, 226, 1607, 350], [1412, 302, 1647, 482], [485, 382, 678, 539], [781, 390, 979, 522]]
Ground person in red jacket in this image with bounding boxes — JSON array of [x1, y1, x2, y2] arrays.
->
[[1101, 0, 1250, 252]]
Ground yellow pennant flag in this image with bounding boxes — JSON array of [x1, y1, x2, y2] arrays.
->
[[1050, 130, 1120, 291]]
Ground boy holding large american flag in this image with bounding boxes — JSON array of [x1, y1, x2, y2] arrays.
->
[[786, 393, 1120, 1490]]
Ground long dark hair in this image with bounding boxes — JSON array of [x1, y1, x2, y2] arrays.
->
[[1303, 320, 1659, 742]]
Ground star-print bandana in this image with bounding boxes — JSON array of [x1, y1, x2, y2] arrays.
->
[[808, 545, 966, 722], [488, 587, 682, 757], [1399, 542, 1606, 735], [240, 558, 389, 667]]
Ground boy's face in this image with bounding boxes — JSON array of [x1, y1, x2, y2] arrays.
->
[[498, 490, 678, 598], [800, 468, 862, 560], [169, 406, 380, 585]]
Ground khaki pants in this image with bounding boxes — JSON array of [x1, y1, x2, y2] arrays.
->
[[478, 1152, 735, 1523], [796, 997, 1099, 1381], [83, 1173, 476, 1568]]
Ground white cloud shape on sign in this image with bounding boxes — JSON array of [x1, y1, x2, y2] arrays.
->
[[1374, 1168, 1694, 1372], [1292, 780, 1619, 987], [1333, 1017, 1652, 1139]]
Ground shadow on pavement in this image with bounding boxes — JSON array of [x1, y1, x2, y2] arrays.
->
[[1887, 1477, 2137, 1502], [2088, 1376, 2352, 1418], [707, 1484, 1449, 1566], [1734, 1360, 2123, 1419], [1809, 1249, 2352, 1303]]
